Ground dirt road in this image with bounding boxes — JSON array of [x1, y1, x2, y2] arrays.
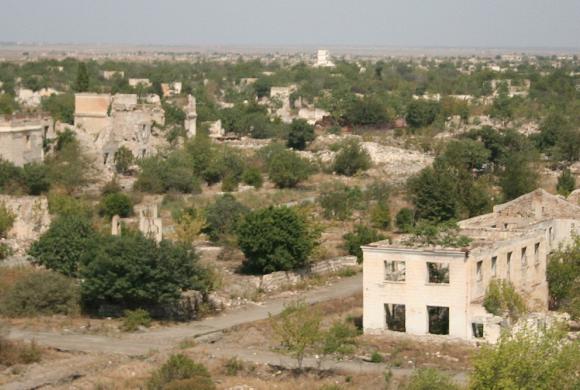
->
[[7, 275, 363, 356]]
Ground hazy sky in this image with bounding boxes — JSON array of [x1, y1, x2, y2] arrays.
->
[[2, 0, 579, 48]]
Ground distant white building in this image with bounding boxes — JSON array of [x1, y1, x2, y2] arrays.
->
[[314, 49, 335, 68]]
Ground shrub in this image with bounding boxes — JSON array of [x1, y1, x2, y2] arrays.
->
[[343, 225, 385, 263], [0, 203, 15, 238], [483, 279, 527, 321], [0, 158, 22, 192], [221, 174, 239, 192], [114, 146, 134, 175], [47, 192, 93, 218], [370, 201, 391, 229], [318, 183, 363, 220], [121, 309, 152, 332], [547, 235, 580, 318], [395, 208, 415, 233], [241, 167, 263, 188], [287, 119, 315, 150], [29, 215, 98, 277], [99, 192, 133, 219], [333, 138, 371, 176], [403, 368, 458, 390], [0, 337, 42, 367], [148, 354, 214, 390], [174, 208, 207, 245], [320, 321, 359, 357], [557, 168, 576, 196], [204, 194, 249, 243], [224, 356, 244, 376], [22, 163, 50, 195], [267, 148, 313, 188], [237, 206, 319, 274], [370, 351, 384, 363], [0, 243, 12, 260], [0, 270, 79, 317]]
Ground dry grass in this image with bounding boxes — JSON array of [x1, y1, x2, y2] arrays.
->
[[0, 336, 43, 367]]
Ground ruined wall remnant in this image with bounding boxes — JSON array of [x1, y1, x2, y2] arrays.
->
[[184, 95, 197, 138], [0, 195, 50, 241], [136, 204, 163, 243], [0, 125, 44, 166]]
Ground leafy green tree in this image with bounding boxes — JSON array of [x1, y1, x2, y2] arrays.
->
[[318, 182, 363, 220], [267, 149, 312, 188], [162, 102, 186, 127], [343, 225, 385, 263], [370, 201, 391, 229], [333, 138, 372, 176], [253, 78, 271, 99], [287, 119, 315, 150], [114, 146, 134, 175], [75, 62, 90, 92], [547, 235, 580, 319], [470, 328, 580, 390], [0, 93, 17, 115], [29, 215, 98, 277], [237, 206, 319, 274], [406, 100, 440, 128], [500, 152, 539, 200], [0, 158, 21, 193], [203, 194, 249, 243], [81, 234, 209, 310], [41, 93, 75, 124], [395, 208, 415, 233], [241, 166, 263, 188], [343, 96, 390, 126], [99, 192, 133, 219], [21, 163, 50, 195], [270, 301, 322, 370], [408, 167, 459, 222], [557, 169, 576, 196], [46, 136, 93, 193]]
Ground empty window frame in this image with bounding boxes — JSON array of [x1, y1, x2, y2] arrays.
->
[[384, 261, 406, 282], [476, 261, 483, 282], [385, 304, 406, 332], [472, 322, 484, 338], [534, 243, 540, 265], [427, 306, 449, 335], [521, 247, 528, 268], [491, 256, 497, 277], [427, 262, 450, 284]]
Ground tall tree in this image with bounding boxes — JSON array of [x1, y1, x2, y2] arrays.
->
[[75, 62, 90, 92]]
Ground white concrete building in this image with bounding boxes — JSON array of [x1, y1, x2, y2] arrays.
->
[[363, 189, 580, 342], [314, 49, 335, 68]]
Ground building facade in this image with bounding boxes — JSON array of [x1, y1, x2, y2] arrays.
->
[[0, 125, 44, 166], [363, 190, 580, 342]]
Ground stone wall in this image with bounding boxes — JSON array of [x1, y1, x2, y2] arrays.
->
[[0, 195, 50, 242], [0, 125, 44, 166]]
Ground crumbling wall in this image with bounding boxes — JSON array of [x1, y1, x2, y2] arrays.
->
[[0, 195, 50, 241]]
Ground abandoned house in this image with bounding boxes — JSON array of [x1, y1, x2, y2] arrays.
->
[[74, 93, 165, 172], [362, 189, 580, 342], [0, 124, 44, 166]]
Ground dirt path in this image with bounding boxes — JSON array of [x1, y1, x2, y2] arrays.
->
[[7, 275, 362, 356]]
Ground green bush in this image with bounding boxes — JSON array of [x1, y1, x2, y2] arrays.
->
[[0, 203, 15, 238], [370, 201, 391, 229], [333, 138, 371, 176], [241, 167, 263, 188], [483, 279, 527, 321], [47, 192, 93, 218], [318, 183, 363, 220], [370, 351, 384, 363], [287, 119, 315, 150], [99, 192, 133, 219], [237, 206, 319, 274], [0, 270, 79, 317], [22, 163, 50, 195], [343, 225, 385, 263], [320, 321, 359, 357], [395, 208, 415, 233], [114, 146, 134, 175], [403, 368, 458, 390], [148, 354, 214, 390], [267, 148, 313, 188], [204, 194, 249, 243], [557, 168, 576, 196], [29, 215, 98, 277], [547, 235, 580, 319], [221, 174, 239, 192], [0, 243, 12, 260], [0, 158, 22, 192], [121, 309, 152, 332]]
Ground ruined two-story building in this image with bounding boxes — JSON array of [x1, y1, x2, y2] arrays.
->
[[362, 189, 580, 342]]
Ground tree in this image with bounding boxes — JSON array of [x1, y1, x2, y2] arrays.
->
[[287, 119, 315, 150], [75, 62, 90, 92], [343, 96, 391, 127], [343, 225, 385, 263], [99, 192, 133, 219], [500, 152, 539, 200], [408, 167, 459, 222], [114, 146, 134, 175], [21, 163, 50, 195], [370, 201, 391, 229], [174, 209, 207, 245], [267, 149, 312, 188], [406, 100, 440, 128], [42, 93, 75, 124], [270, 301, 322, 370], [318, 182, 363, 220], [29, 215, 98, 277], [547, 235, 580, 319], [162, 102, 186, 127], [203, 194, 248, 243], [395, 208, 415, 233], [241, 166, 263, 188], [237, 206, 319, 274], [557, 169, 576, 196], [470, 328, 580, 390], [333, 138, 372, 176], [46, 136, 93, 193], [81, 234, 210, 310]]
